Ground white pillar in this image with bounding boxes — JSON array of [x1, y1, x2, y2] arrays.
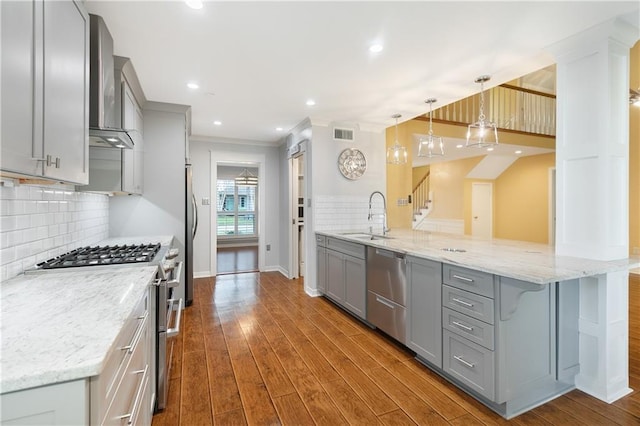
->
[[549, 18, 638, 403]]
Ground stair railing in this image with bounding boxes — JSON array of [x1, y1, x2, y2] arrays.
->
[[412, 172, 430, 217]]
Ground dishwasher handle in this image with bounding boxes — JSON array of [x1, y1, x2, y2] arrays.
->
[[374, 248, 405, 260]]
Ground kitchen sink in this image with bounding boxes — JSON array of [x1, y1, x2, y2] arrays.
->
[[344, 233, 393, 241]]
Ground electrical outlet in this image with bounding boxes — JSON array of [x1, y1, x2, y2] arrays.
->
[[266, 244, 271, 251], [201, 197, 210, 205]]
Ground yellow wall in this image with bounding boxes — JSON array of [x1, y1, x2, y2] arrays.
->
[[630, 40, 639, 256], [430, 156, 484, 220], [493, 153, 556, 243], [386, 124, 413, 228]]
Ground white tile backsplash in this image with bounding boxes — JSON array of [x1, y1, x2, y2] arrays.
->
[[0, 181, 109, 281], [314, 194, 386, 233]]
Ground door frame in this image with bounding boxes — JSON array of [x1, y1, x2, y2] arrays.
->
[[210, 152, 266, 276], [288, 141, 308, 279], [549, 167, 556, 246], [471, 182, 493, 239]]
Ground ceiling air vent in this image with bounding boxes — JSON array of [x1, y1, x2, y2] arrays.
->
[[333, 127, 354, 142]]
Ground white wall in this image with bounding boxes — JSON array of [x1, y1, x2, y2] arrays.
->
[[109, 104, 189, 301], [282, 121, 386, 295], [0, 181, 109, 280], [189, 137, 281, 277]]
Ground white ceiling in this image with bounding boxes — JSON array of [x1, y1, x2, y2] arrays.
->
[[85, 1, 639, 145]]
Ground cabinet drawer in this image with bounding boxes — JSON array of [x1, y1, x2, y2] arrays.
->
[[326, 237, 365, 259], [443, 330, 495, 401], [443, 307, 494, 350], [91, 292, 147, 424], [443, 264, 494, 298], [103, 321, 149, 426], [443, 285, 494, 325], [316, 234, 326, 247], [367, 291, 406, 344]]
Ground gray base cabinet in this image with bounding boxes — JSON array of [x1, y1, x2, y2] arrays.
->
[[438, 264, 577, 419], [316, 236, 366, 319], [314, 233, 579, 419], [407, 256, 442, 367]]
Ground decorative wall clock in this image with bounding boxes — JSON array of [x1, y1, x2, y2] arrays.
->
[[337, 148, 367, 180]]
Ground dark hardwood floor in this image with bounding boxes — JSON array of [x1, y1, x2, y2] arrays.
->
[[152, 272, 640, 425], [216, 246, 259, 275]]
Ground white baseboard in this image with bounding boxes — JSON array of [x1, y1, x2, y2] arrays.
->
[[194, 271, 212, 279], [263, 265, 289, 277], [305, 286, 322, 297]]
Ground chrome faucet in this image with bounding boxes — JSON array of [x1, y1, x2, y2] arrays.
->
[[368, 191, 389, 236]]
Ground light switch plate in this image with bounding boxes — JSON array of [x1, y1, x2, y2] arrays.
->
[[202, 197, 210, 205]]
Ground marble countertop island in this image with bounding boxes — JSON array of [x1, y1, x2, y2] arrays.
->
[[317, 229, 639, 284], [0, 266, 158, 394]]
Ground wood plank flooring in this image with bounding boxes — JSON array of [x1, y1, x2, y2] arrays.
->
[[152, 272, 640, 425], [216, 246, 259, 275]]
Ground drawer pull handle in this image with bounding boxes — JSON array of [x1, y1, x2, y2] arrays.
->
[[375, 296, 395, 309], [453, 274, 474, 283], [452, 321, 474, 332], [451, 297, 474, 308], [453, 355, 475, 368], [119, 364, 149, 425], [121, 311, 148, 353]]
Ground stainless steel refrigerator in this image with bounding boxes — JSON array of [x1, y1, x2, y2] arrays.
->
[[185, 163, 196, 306]]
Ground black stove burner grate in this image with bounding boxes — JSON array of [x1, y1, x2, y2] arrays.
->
[[37, 243, 162, 269]]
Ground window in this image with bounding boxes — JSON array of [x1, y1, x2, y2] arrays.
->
[[216, 179, 257, 236]]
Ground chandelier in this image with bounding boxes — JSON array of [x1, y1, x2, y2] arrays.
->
[[418, 98, 445, 157], [235, 168, 258, 186], [387, 114, 408, 164], [466, 75, 498, 148]]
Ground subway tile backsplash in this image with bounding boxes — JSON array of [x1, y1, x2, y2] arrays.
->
[[0, 181, 109, 281], [315, 195, 386, 233]]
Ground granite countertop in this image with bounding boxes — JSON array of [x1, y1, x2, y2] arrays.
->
[[317, 229, 640, 285], [0, 266, 158, 394]]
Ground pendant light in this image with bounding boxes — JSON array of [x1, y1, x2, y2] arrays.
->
[[387, 114, 408, 164], [466, 75, 498, 148], [418, 98, 445, 157], [235, 168, 258, 186]]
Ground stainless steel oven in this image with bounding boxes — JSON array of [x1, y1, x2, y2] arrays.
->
[[155, 257, 183, 411]]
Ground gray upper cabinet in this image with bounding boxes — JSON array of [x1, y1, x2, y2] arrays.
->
[[1, 0, 89, 185], [121, 78, 144, 194], [407, 256, 442, 368]]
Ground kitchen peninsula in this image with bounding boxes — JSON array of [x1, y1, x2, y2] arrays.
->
[[316, 229, 639, 419]]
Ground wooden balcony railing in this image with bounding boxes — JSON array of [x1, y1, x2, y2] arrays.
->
[[421, 84, 556, 138]]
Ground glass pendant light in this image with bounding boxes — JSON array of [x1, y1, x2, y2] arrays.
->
[[466, 75, 498, 148], [418, 98, 445, 157], [235, 168, 258, 186], [387, 114, 408, 164]]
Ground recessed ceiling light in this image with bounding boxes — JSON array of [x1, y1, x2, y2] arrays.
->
[[369, 43, 383, 53], [306, 99, 316, 106], [185, 0, 203, 10], [213, 120, 222, 126], [515, 150, 523, 154], [456, 144, 463, 149], [115, 144, 125, 148], [187, 82, 199, 89], [276, 127, 284, 132], [487, 147, 494, 152], [107, 137, 118, 142]]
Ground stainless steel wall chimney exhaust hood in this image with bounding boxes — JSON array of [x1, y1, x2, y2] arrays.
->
[[89, 14, 134, 149]]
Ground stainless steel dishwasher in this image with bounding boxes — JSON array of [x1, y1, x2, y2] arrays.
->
[[366, 246, 407, 343]]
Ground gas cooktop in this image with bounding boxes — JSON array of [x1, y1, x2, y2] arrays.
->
[[36, 243, 162, 269]]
